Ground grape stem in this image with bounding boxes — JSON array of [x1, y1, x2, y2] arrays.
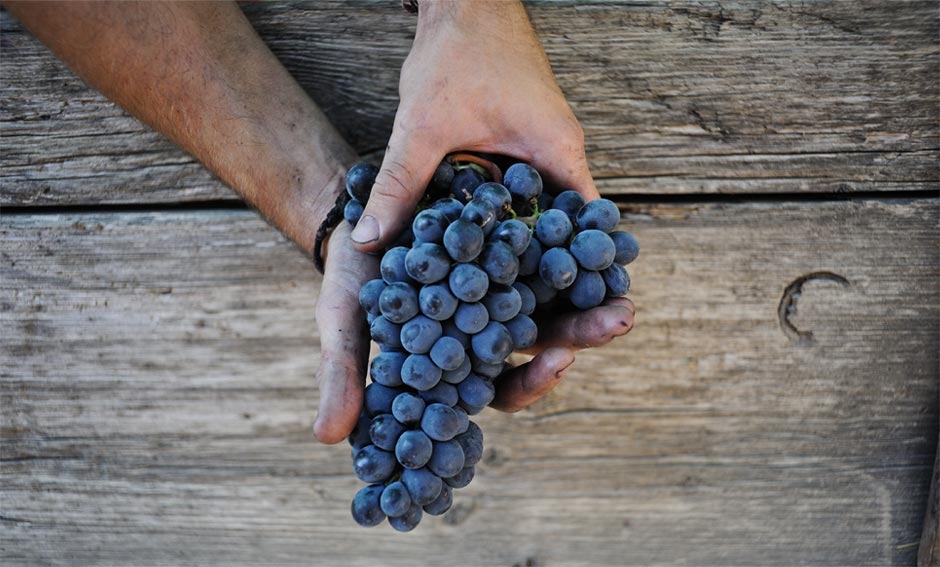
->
[[446, 153, 503, 184]]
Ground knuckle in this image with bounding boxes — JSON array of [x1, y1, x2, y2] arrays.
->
[[373, 159, 421, 201]]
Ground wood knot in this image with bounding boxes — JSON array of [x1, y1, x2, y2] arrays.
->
[[778, 271, 850, 345]]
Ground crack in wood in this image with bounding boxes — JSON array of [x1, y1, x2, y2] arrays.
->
[[778, 271, 850, 346]]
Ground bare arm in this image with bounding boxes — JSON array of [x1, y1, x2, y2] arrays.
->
[[5, 0, 357, 252]]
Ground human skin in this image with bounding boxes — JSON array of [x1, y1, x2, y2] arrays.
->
[[6, 0, 634, 445]]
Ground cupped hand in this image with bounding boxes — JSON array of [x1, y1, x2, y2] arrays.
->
[[350, 0, 597, 251], [313, 217, 635, 443]]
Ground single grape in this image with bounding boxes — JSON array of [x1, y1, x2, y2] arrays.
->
[[576, 198, 620, 233], [517, 238, 543, 277], [455, 421, 484, 466], [358, 278, 387, 319], [452, 405, 470, 435], [352, 444, 397, 484], [412, 209, 449, 244], [405, 242, 451, 285], [490, 218, 532, 255], [551, 190, 585, 222], [479, 241, 519, 285], [390, 226, 416, 250], [535, 208, 573, 248], [388, 503, 423, 532], [344, 198, 364, 225], [428, 439, 466, 479], [422, 483, 453, 516], [378, 281, 419, 324], [457, 373, 496, 410], [470, 353, 505, 379], [430, 197, 464, 222], [537, 191, 554, 212], [419, 283, 459, 321], [348, 412, 373, 451], [472, 182, 512, 214], [522, 274, 557, 304], [391, 392, 426, 424], [443, 465, 476, 489], [570, 229, 616, 271], [471, 321, 514, 365], [401, 467, 443, 506], [512, 281, 536, 315], [429, 335, 467, 371], [430, 161, 455, 193], [421, 403, 462, 441], [418, 380, 460, 407], [453, 301, 489, 334], [448, 263, 489, 302], [364, 383, 401, 417], [461, 197, 498, 235], [380, 246, 414, 284], [396, 429, 433, 469], [503, 162, 543, 202], [450, 167, 486, 203], [481, 284, 523, 322], [400, 315, 443, 355], [539, 247, 579, 290], [504, 314, 538, 350], [440, 353, 473, 385], [568, 269, 606, 309], [345, 162, 378, 202], [370, 316, 403, 350], [369, 351, 407, 387], [370, 413, 406, 452], [443, 219, 485, 263], [401, 353, 442, 391], [601, 263, 630, 296], [351, 483, 386, 527], [610, 230, 640, 265], [380, 481, 413, 518]]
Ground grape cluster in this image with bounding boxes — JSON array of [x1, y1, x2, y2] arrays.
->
[[341, 158, 638, 531]]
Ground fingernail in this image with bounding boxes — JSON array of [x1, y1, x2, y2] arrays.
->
[[554, 357, 575, 379], [350, 215, 380, 244]]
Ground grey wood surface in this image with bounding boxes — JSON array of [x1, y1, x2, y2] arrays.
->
[[2, 0, 939, 565], [1, 1, 938, 205], [3, 200, 937, 566]]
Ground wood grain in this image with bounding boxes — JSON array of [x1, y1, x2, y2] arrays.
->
[[1, 0, 937, 206], [3, 199, 937, 565]]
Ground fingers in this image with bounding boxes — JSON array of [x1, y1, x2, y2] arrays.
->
[[491, 347, 575, 412], [350, 119, 441, 253], [313, 223, 379, 444], [527, 115, 600, 201], [527, 297, 634, 353]]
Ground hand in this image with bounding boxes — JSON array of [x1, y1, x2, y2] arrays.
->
[[312, 220, 636, 444], [349, 0, 597, 250]]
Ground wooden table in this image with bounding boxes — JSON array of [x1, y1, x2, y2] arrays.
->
[[3, 2, 938, 565]]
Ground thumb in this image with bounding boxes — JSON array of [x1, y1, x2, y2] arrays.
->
[[350, 126, 439, 252]]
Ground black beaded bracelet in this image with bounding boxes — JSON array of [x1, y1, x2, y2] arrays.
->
[[313, 189, 350, 275]]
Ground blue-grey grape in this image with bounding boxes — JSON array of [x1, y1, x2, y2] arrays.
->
[[380, 480, 412, 518]]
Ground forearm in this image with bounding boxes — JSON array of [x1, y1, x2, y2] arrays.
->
[[5, 0, 356, 253]]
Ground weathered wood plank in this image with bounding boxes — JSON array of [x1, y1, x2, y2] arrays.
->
[[2, 199, 937, 565], [919, 443, 940, 565], [1, 1, 937, 205]]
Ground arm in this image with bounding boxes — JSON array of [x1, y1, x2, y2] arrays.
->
[[4, 0, 358, 252], [5, 0, 370, 442]]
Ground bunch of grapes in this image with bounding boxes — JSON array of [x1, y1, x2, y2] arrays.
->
[[341, 156, 638, 531]]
